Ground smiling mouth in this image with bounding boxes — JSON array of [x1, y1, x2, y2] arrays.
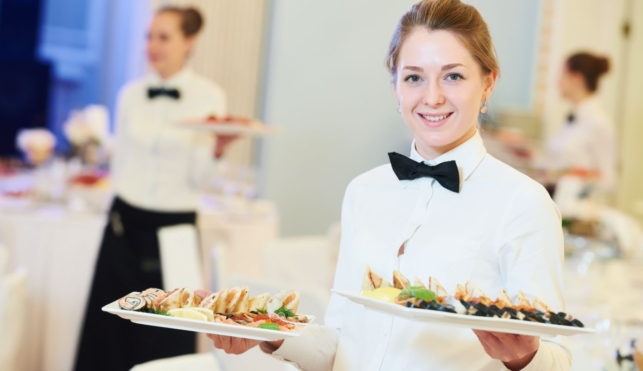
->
[[418, 112, 453, 122]]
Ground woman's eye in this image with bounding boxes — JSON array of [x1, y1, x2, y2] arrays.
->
[[445, 73, 464, 81], [405, 75, 421, 83]]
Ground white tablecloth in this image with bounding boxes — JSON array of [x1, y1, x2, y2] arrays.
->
[[0, 199, 278, 371]]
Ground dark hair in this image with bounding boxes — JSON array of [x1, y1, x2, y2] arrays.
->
[[566, 52, 610, 92], [386, 0, 499, 81], [158, 6, 204, 37]]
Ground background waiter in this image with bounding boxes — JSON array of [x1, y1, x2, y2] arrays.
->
[[74, 6, 234, 371]]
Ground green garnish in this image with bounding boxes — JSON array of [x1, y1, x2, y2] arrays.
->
[[274, 306, 295, 318], [146, 307, 169, 316], [259, 323, 280, 331], [397, 287, 437, 301], [256, 309, 268, 314]]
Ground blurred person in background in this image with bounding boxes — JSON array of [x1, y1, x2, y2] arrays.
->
[[74, 6, 234, 371], [547, 52, 616, 194]]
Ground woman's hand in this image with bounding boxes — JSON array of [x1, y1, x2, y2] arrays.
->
[[473, 330, 539, 370], [214, 135, 238, 158], [208, 335, 283, 355]]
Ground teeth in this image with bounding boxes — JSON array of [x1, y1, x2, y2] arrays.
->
[[421, 113, 450, 122]]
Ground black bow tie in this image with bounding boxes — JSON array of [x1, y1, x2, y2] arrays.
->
[[388, 152, 460, 193], [567, 112, 575, 124], [148, 87, 181, 100]]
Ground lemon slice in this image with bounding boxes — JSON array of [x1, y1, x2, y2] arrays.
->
[[187, 307, 215, 322], [361, 287, 401, 303], [168, 308, 208, 321]]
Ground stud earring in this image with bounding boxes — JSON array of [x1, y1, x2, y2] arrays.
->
[[480, 101, 488, 114]]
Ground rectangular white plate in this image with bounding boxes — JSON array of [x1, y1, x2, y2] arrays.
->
[[332, 289, 595, 337], [102, 301, 313, 341], [178, 120, 278, 136]]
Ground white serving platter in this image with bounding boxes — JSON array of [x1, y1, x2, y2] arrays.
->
[[178, 120, 277, 136], [332, 289, 595, 337], [103, 301, 313, 341]]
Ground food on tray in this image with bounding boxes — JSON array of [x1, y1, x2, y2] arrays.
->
[[117, 286, 308, 332], [360, 268, 585, 328], [361, 265, 392, 290], [206, 115, 255, 125], [361, 287, 401, 303]]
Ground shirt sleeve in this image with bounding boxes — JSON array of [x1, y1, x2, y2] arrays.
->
[[494, 182, 571, 371], [188, 86, 228, 189], [265, 181, 360, 370]]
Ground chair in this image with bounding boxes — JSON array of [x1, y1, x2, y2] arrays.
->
[[157, 224, 205, 291], [130, 353, 220, 371], [0, 268, 28, 371], [0, 244, 8, 278]]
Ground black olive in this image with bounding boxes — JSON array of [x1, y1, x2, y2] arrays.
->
[[503, 308, 518, 316], [429, 301, 442, 310], [525, 315, 546, 323], [533, 310, 544, 317], [418, 300, 431, 309], [474, 303, 490, 316], [560, 319, 573, 326], [436, 305, 456, 314], [405, 301, 416, 308], [558, 312, 568, 318], [549, 316, 563, 325], [571, 319, 585, 328]]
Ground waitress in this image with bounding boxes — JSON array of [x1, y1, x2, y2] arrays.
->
[[547, 52, 616, 193], [210, 0, 570, 370], [74, 6, 233, 371]]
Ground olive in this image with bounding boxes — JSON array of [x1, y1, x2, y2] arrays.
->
[[437, 305, 456, 314], [428, 301, 442, 310], [474, 303, 490, 316], [503, 308, 518, 316], [558, 312, 568, 318], [418, 300, 431, 309], [571, 319, 585, 328], [549, 316, 563, 325], [405, 301, 416, 308]]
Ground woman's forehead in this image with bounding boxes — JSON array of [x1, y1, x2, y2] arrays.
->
[[398, 28, 475, 71]]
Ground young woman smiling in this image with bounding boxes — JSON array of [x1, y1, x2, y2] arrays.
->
[[211, 1, 570, 370]]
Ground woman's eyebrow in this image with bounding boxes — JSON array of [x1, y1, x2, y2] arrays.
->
[[442, 63, 465, 71]]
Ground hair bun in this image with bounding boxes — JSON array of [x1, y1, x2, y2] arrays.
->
[[181, 7, 203, 36], [598, 57, 610, 75]]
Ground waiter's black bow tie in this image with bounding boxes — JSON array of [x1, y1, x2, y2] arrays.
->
[[148, 87, 181, 100], [388, 152, 460, 193]]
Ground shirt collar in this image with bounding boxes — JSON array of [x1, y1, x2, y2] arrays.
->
[[407, 130, 487, 189], [146, 66, 193, 87]]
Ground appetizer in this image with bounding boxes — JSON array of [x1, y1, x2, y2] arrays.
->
[[360, 267, 585, 328], [117, 286, 308, 332]]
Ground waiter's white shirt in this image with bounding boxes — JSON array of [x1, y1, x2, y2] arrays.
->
[[270, 131, 571, 370], [547, 96, 616, 191], [112, 68, 226, 211]]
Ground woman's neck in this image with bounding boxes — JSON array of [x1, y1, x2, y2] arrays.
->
[[415, 125, 477, 161], [569, 89, 593, 106], [157, 64, 185, 80]]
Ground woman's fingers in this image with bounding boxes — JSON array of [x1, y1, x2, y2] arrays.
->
[[209, 335, 260, 355]]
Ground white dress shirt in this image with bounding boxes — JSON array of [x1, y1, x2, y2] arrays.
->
[[547, 96, 617, 192], [111, 68, 226, 211], [270, 131, 571, 370]]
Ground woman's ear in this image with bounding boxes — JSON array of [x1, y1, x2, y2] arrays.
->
[[482, 71, 498, 100], [482, 72, 498, 102]]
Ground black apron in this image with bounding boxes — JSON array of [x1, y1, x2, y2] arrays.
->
[[74, 197, 197, 371]]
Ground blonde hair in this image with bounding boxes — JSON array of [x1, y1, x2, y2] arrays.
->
[[386, 0, 499, 81]]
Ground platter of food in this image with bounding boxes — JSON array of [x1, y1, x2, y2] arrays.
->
[[178, 115, 277, 136], [103, 286, 314, 341], [332, 266, 595, 337]]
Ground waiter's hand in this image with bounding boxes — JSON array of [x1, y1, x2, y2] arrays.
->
[[214, 135, 238, 159], [209, 335, 284, 355], [473, 330, 539, 370]]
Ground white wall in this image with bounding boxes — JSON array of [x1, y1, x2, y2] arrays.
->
[[466, 0, 541, 110], [260, 0, 542, 236]]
